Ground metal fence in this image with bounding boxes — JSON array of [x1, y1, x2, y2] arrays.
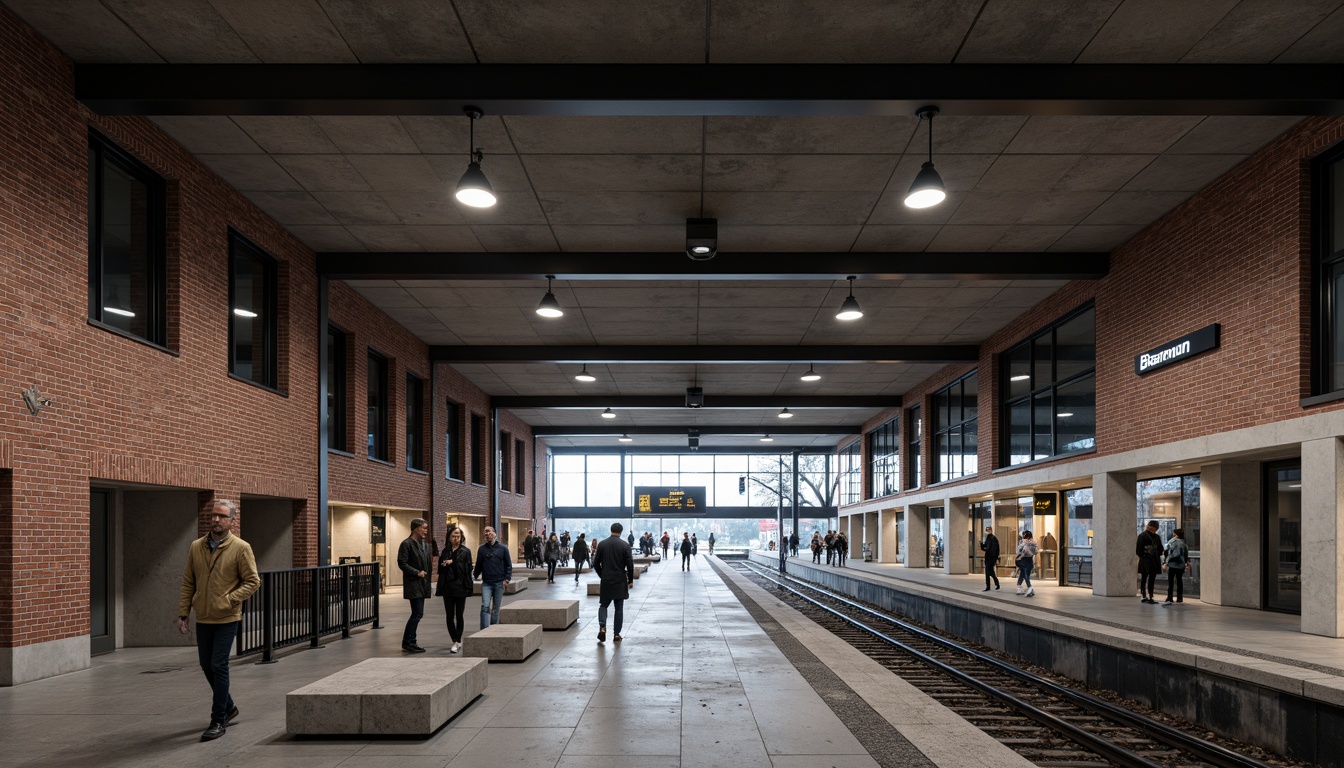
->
[[236, 563, 381, 662]]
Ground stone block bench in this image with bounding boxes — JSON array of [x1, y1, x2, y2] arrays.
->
[[286, 657, 487, 736], [463, 623, 542, 662], [588, 580, 637, 596], [499, 599, 579, 630], [473, 577, 527, 595]]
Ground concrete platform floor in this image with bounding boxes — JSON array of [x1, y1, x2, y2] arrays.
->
[[0, 553, 1027, 768]]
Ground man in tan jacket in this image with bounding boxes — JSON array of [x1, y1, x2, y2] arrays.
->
[[177, 499, 260, 741]]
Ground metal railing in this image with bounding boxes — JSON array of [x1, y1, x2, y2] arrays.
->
[[236, 563, 381, 662]]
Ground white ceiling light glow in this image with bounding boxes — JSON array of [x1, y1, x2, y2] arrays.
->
[[454, 106, 497, 208]]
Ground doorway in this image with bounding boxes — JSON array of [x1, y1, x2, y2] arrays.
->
[[90, 489, 115, 655], [1263, 461, 1302, 614]]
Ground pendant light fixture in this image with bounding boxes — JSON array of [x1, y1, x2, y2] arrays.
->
[[454, 106, 497, 208], [575, 365, 596, 382], [536, 275, 563, 318], [601, 407, 616, 419], [904, 106, 946, 209], [777, 407, 793, 419], [618, 434, 633, 442], [800, 364, 821, 382], [835, 276, 863, 321]]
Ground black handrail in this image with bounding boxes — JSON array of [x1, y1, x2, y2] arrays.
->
[[235, 563, 380, 662]]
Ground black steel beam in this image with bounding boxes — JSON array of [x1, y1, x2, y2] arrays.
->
[[321, 251, 1106, 281], [433, 345, 976, 365], [493, 395, 896, 409], [74, 64, 1344, 116], [532, 425, 862, 436]]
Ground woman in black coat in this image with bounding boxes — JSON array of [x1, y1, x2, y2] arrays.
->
[[571, 533, 590, 583], [544, 533, 561, 583], [436, 525, 473, 653]]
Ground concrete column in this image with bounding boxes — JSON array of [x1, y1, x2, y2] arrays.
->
[[864, 512, 878, 563], [877, 508, 898, 563], [906, 505, 930, 568], [1303, 438, 1344, 637], [1199, 462, 1260, 609], [1093, 472, 1138, 596], [944, 497, 970, 574], [849, 515, 863, 560]]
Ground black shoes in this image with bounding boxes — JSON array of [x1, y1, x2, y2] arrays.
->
[[226, 706, 239, 724], [614, 634, 622, 643], [402, 643, 426, 653], [201, 722, 226, 741], [598, 627, 606, 643], [982, 587, 991, 591]]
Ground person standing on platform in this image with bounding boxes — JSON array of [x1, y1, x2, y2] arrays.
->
[[544, 532, 561, 583], [1163, 528, 1189, 604], [474, 525, 512, 628], [572, 533, 590, 582], [523, 529, 538, 569], [627, 531, 635, 548], [1136, 520, 1163, 604], [661, 531, 671, 561], [789, 531, 799, 557], [980, 526, 1001, 591], [437, 525, 472, 653], [836, 531, 848, 567], [177, 499, 260, 742], [691, 533, 699, 559], [1015, 530, 1038, 597], [708, 532, 716, 555], [397, 518, 433, 653], [823, 531, 835, 565], [593, 522, 635, 643], [680, 532, 693, 571], [811, 532, 823, 563]]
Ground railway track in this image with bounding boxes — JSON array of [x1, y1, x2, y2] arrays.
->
[[731, 560, 1279, 768]]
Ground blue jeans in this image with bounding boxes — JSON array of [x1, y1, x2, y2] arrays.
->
[[402, 597, 425, 647], [480, 582, 504, 629], [195, 621, 239, 725], [1017, 560, 1034, 589]]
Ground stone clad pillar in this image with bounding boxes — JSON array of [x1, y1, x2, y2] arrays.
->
[[906, 505, 930, 568], [1092, 472, 1137, 597], [864, 512, 878, 563], [877, 508, 898, 563], [1302, 438, 1344, 637], [1199, 462, 1260, 608], [848, 515, 863, 561], [944, 497, 970, 575]]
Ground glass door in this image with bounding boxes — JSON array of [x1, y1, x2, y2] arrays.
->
[[929, 507, 945, 568], [1063, 488, 1093, 587], [90, 489, 115, 655], [1264, 461, 1302, 614]]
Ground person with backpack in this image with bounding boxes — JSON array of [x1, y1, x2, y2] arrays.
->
[[1015, 530, 1038, 596], [1136, 520, 1164, 604], [1163, 528, 1189, 604]]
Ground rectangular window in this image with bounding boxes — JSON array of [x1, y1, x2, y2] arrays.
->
[[405, 374, 424, 471], [366, 351, 388, 461], [933, 371, 978, 483], [866, 417, 900, 498], [327, 326, 347, 452], [907, 404, 922, 489], [515, 439, 526, 495], [1314, 141, 1344, 394], [445, 400, 462, 480], [88, 132, 166, 346], [838, 441, 862, 506], [228, 231, 278, 389], [470, 413, 485, 484], [1001, 304, 1096, 466], [500, 430, 513, 491]]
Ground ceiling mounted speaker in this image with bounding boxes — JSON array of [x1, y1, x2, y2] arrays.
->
[[685, 387, 704, 408]]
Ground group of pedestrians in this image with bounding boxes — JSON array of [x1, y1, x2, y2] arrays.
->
[[399, 520, 513, 655], [1137, 520, 1190, 604], [809, 530, 849, 566]]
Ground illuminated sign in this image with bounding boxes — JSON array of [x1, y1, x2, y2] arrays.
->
[[634, 486, 706, 514], [1135, 324, 1219, 375]]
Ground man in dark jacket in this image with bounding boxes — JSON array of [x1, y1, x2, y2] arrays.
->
[[397, 518, 432, 653], [679, 532, 693, 571], [523, 530, 537, 569], [593, 522, 635, 643], [1136, 520, 1164, 604], [474, 525, 513, 628], [789, 531, 799, 557], [980, 526, 1001, 591]]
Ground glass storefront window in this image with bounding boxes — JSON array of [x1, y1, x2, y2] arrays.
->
[[933, 372, 978, 483], [1064, 488, 1093, 587], [1136, 474, 1200, 598], [1001, 304, 1096, 466], [1265, 463, 1301, 613], [970, 500, 992, 573], [929, 506, 945, 568]]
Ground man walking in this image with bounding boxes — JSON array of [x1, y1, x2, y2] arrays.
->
[[679, 532, 693, 571], [397, 518, 432, 653], [177, 499, 261, 742], [980, 525, 1001, 591], [523, 529, 537, 569], [475, 525, 513, 627], [836, 530, 848, 566], [661, 531, 671, 561], [593, 522, 635, 643]]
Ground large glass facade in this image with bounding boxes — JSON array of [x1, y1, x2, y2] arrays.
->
[[1136, 474, 1201, 598], [933, 372, 978, 483], [867, 416, 899, 498], [838, 441, 861, 506], [1002, 305, 1096, 466], [1314, 141, 1344, 394]]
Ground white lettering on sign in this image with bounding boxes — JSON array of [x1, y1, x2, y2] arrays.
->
[[1138, 340, 1191, 372]]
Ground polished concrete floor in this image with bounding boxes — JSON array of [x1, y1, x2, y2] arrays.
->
[[0, 554, 892, 768]]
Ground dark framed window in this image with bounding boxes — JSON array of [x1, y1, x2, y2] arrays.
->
[[446, 399, 463, 480], [500, 430, 513, 491], [87, 132, 166, 346], [867, 417, 899, 498], [367, 351, 389, 461], [470, 413, 485, 485], [514, 439, 526, 494], [1001, 305, 1096, 466], [838, 441, 862, 506], [933, 371, 978, 483], [907, 404, 922, 490], [1313, 141, 1344, 395], [228, 231, 278, 389], [327, 325, 347, 452], [406, 374, 424, 471]]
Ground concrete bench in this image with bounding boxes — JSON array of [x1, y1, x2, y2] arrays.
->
[[499, 599, 580, 630], [588, 579, 637, 596], [462, 623, 542, 662], [473, 577, 527, 595], [286, 657, 487, 736]]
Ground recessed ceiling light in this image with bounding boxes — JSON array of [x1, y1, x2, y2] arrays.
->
[[801, 364, 821, 382], [618, 434, 633, 442], [575, 365, 596, 382], [601, 407, 616, 419], [777, 408, 793, 419], [535, 275, 563, 318], [1010, 374, 1029, 382], [760, 435, 774, 442]]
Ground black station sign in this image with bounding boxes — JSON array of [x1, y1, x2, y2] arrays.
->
[[635, 486, 706, 513], [1033, 494, 1057, 516], [1135, 324, 1219, 376]]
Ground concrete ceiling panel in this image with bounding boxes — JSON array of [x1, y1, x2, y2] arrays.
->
[[989, 226, 1073, 251], [984, 286, 1066, 308], [708, 0, 980, 63], [975, 155, 1081, 192], [470, 226, 561, 252], [523, 155, 702, 192], [430, 306, 545, 335], [504, 117, 704, 154], [1080, 191, 1194, 226], [377, 190, 470, 226], [424, 154, 532, 194], [400, 226, 486, 251], [929, 117, 1031, 155], [232, 117, 341, 153], [103, 0, 257, 62], [312, 117, 420, 154], [150, 117, 264, 154], [399, 116, 511, 154], [1077, 0, 1238, 63], [348, 284, 423, 308], [310, 191, 401, 225], [887, 286, 1001, 308], [926, 226, 1010, 251], [550, 226, 683, 251], [1181, 0, 1342, 62], [540, 192, 699, 226], [1164, 116, 1304, 154], [705, 155, 897, 192], [452, 0, 705, 63], [851, 225, 941, 251], [1276, 5, 1344, 62], [706, 116, 916, 154], [402, 285, 468, 307], [1053, 155, 1156, 192], [454, 192, 550, 226], [696, 307, 818, 334], [570, 287, 701, 309], [345, 225, 426, 251], [2, 0, 162, 61], [705, 191, 881, 226], [244, 190, 338, 225], [205, 0, 357, 62], [288, 225, 364, 251], [275, 155, 371, 191], [943, 192, 1033, 226], [1121, 154, 1244, 192], [1015, 192, 1115, 226], [696, 286, 831, 308], [345, 154, 443, 190], [1046, 225, 1144, 251], [317, 0, 477, 62], [1006, 116, 1204, 154], [196, 154, 301, 191], [865, 190, 966, 226], [716, 226, 862, 252], [956, 0, 1121, 63]]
